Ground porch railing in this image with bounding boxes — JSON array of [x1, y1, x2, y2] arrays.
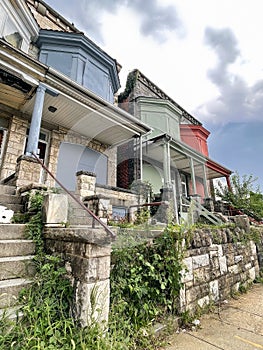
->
[[31, 153, 116, 239]]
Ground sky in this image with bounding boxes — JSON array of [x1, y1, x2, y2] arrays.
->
[[44, 0, 263, 190]]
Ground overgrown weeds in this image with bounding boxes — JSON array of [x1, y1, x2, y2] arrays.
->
[[0, 192, 188, 349]]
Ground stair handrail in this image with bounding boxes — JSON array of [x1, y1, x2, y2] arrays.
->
[[181, 196, 222, 226], [191, 197, 222, 225], [31, 152, 116, 239]]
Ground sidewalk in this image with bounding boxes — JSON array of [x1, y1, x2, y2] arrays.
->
[[164, 283, 263, 350]]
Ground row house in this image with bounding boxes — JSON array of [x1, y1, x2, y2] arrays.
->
[[0, 0, 150, 221], [118, 70, 231, 221], [0, 0, 231, 224]]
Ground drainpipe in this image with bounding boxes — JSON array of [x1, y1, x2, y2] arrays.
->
[[26, 83, 46, 156]]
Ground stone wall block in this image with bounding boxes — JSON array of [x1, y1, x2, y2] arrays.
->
[[228, 264, 239, 274], [197, 295, 210, 308], [209, 280, 219, 301], [181, 257, 193, 283], [43, 194, 68, 225], [192, 254, 209, 269], [193, 267, 210, 285], [219, 256, 228, 275], [74, 279, 110, 328]]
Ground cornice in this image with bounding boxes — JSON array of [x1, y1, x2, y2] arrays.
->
[[128, 69, 202, 126]]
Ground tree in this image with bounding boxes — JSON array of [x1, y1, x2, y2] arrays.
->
[[216, 172, 263, 221]]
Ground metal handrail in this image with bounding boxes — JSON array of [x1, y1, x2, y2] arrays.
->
[[31, 152, 116, 239]]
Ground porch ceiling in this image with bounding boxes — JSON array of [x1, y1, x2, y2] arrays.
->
[[21, 92, 141, 145]]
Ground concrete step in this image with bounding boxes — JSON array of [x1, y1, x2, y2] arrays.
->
[[69, 216, 95, 226], [0, 240, 35, 257], [0, 255, 35, 280], [0, 278, 32, 308], [0, 305, 23, 321], [0, 185, 16, 195], [0, 194, 22, 205], [0, 224, 27, 239], [3, 203, 24, 213]]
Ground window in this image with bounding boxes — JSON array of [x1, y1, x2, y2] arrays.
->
[[0, 8, 23, 49], [25, 129, 50, 162], [181, 173, 188, 197]]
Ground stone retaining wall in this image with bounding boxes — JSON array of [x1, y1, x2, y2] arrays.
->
[[180, 226, 260, 314]]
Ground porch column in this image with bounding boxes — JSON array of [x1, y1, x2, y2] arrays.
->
[[226, 175, 232, 191], [202, 163, 209, 197], [163, 141, 171, 187], [26, 83, 46, 156], [140, 135, 143, 181], [189, 157, 196, 194]]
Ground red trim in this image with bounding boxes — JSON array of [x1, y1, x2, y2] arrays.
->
[[206, 159, 232, 177]]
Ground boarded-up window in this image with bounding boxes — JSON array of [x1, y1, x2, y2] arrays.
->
[[56, 143, 108, 191]]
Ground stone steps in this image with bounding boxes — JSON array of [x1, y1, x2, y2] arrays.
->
[[0, 224, 36, 313], [0, 240, 35, 257], [0, 224, 27, 239], [0, 184, 16, 195], [0, 278, 32, 308], [0, 184, 23, 216], [0, 255, 35, 280]]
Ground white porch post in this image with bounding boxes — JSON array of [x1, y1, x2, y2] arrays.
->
[[26, 83, 46, 156], [202, 163, 209, 197], [189, 157, 197, 194], [163, 141, 171, 187], [140, 135, 143, 181]]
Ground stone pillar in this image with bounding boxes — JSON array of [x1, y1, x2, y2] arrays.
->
[[42, 193, 68, 226], [44, 227, 112, 328], [76, 171, 96, 198], [26, 84, 46, 156], [83, 195, 111, 223], [154, 187, 172, 223], [15, 155, 42, 188], [203, 197, 214, 212]]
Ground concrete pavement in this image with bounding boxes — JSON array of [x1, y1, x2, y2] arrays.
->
[[164, 283, 263, 350]]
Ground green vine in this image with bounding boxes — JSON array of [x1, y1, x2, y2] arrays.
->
[[110, 224, 185, 328], [118, 69, 139, 103]]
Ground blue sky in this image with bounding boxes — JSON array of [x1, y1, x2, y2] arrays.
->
[[44, 0, 263, 190]]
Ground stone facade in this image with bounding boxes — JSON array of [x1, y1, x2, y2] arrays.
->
[[179, 226, 260, 314], [45, 129, 112, 188], [0, 117, 28, 180], [0, 118, 116, 191]]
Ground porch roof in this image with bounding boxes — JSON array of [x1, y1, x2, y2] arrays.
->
[[143, 134, 232, 180], [0, 40, 151, 146]]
